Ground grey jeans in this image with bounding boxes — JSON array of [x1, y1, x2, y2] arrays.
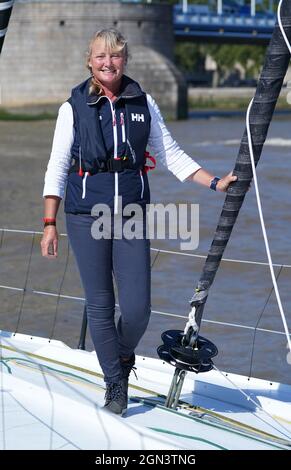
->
[[66, 213, 151, 383]]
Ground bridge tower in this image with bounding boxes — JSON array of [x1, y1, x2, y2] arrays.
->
[[0, 1, 187, 119]]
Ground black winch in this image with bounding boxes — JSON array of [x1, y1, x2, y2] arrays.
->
[[157, 328, 218, 408], [157, 329, 218, 374]]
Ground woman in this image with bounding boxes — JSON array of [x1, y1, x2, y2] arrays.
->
[[41, 29, 236, 416]]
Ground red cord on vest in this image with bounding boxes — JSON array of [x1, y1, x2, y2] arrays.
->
[[144, 151, 156, 173]]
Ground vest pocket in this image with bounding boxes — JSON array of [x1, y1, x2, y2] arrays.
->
[[117, 169, 149, 207]]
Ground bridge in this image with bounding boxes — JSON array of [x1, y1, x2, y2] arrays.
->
[[173, 1, 277, 44], [0, 1, 279, 51], [0, 0, 281, 117]]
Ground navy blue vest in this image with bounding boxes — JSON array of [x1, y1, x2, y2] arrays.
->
[[64, 76, 151, 214]]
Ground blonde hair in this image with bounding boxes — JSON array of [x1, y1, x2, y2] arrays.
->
[[86, 29, 128, 95]]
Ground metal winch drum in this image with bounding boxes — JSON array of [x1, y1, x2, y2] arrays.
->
[[157, 329, 218, 374]]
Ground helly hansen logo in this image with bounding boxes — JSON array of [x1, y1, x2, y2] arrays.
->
[[131, 113, 144, 122]]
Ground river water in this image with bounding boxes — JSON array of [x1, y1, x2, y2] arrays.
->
[[0, 112, 291, 385]]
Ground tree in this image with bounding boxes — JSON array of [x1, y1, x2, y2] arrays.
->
[[174, 43, 205, 72], [174, 42, 267, 84], [207, 44, 266, 79]]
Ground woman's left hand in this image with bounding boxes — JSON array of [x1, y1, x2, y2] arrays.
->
[[216, 172, 237, 192]]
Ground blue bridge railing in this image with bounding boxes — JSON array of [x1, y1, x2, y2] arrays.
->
[[173, 4, 276, 42]]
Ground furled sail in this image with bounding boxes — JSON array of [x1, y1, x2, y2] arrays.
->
[[0, 0, 14, 55], [188, 0, 291, 342]]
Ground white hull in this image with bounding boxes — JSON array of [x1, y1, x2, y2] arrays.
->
[[1, 331, 290, 450]]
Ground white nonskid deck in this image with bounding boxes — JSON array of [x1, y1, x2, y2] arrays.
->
[[1, 331, 291, 450]]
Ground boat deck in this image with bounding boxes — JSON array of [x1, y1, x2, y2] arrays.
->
[[1, 331, 291, 450]]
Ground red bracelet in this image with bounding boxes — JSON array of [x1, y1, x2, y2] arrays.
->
[[43, 217, 56, 223]]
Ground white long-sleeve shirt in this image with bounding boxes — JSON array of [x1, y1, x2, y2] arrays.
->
[[43, 94, 201, 199]]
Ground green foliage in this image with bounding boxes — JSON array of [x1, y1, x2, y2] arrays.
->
[[256, 0, 279, 13], [206, 44, 267, 77], [175, 42, 267, 79], [174, 43, 205, 72], [0, 108, 56, 121]]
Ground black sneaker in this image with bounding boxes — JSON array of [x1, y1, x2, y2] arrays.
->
[[103, 381, 127, 415], [120, 354, 137, 403]]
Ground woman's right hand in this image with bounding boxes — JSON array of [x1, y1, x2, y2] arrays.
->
[[41, 226, 59, 258]]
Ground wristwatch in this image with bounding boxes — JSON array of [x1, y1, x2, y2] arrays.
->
[[210, 176, 221, 191]]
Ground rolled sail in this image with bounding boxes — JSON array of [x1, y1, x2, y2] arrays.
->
[[190, 0, 291, 331], [0, 0, 14, 55]]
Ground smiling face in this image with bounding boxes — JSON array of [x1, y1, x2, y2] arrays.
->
[[88, 39, 126, 90]]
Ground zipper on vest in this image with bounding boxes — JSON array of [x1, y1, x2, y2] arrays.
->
[[140, 170, 144, 199], [120, 112, 126, 143], [88, 95, 120, 213], [78, 146, 84, 176], [126, 138, 136, 164], [82, 172, 89, 199], [107, 98, 119, 215], [78, 145, 89, 199]]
